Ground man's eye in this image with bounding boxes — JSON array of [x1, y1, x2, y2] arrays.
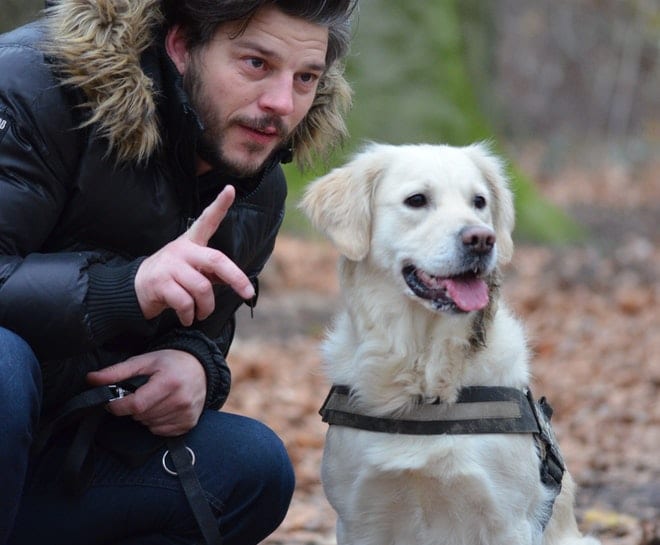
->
[[299, 73, 319, 84], [248, 58, 266, 70]]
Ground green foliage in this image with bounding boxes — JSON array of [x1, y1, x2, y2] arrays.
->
[[286, 0, 585, 242], [345, 0, 490, 145]]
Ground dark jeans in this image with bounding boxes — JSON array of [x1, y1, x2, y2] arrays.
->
[[0, 327, 295, 545], [0, 327, 42, 544]]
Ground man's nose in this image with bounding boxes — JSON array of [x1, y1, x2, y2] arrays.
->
[[259, 75, 295, 116]]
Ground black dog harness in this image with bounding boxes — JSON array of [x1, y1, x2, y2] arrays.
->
[[320, 385, 565, 529]]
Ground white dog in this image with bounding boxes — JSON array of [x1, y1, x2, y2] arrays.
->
[[300, 143, 598, 545]]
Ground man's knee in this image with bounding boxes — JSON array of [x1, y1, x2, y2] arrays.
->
[[227, 418, 295, 542], [0, 327, 42, 420], [0, 327, 41, 542], [238, 417, 295, 502], [220, 415, 294, 503], [192, 412, 295, 543]]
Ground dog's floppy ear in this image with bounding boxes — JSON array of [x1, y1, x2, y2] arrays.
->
[[465, 143, 515, 265], [299, 145, 384, 261]]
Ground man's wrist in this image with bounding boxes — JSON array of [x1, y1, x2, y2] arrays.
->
[[148, 329, 231, 410]]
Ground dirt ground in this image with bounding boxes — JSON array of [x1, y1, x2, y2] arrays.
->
[[224, 147, 659, 545]]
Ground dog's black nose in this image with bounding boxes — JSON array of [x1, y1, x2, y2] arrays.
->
[[461, 226, 495, 255]]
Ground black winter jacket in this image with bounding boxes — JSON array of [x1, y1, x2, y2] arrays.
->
[[0, 0, 351, 415], [0, 18, 288, 412]]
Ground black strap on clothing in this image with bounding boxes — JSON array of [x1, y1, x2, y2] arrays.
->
[[319, 384, 566, 530], [34, 375, 150, 452], [167, 437, 223, 545], [61, 409, 106, 495], [33, 377, 222, 545], [33, 377, 151, 494]]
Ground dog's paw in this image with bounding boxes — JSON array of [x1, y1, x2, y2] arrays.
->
[[429, 381, 460, 404]]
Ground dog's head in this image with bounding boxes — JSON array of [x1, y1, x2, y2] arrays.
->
[[299, 142, 515, 314]]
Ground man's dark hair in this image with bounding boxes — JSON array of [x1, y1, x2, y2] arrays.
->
[[160, 0, 358, 67]]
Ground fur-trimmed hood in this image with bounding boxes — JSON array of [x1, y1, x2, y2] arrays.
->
[[43, 0, 352, 167]]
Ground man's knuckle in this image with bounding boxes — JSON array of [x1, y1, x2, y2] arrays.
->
[[172, 294, 194, 313], [131, 398, 149, 414], [207, 251, 229, 269], [191, 277, 212, 297]]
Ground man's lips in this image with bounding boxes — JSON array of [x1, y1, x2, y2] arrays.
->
[[238, 124, 280, 144]]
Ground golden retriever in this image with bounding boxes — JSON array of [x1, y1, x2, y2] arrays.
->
[[300, 143, 599, 545]]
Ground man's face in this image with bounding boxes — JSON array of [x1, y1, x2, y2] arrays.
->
[[171, 5, 329, 177]]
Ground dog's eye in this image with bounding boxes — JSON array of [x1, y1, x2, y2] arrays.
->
[[404, 194, 428, 208], [473, 195, 487, 209]]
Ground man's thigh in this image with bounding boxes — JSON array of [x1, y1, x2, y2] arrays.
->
[[10, 410, 294, 545]]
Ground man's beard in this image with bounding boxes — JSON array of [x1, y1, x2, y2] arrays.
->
[[183, 56, 289, 178]]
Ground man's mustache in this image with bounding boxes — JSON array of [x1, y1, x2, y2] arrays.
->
[[233, 115, 288, 137]]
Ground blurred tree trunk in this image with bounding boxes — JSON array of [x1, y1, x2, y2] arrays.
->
[[345, 0, 584, 242]]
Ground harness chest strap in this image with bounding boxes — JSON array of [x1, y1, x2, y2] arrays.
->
[[319, 384, 566, 529], [320, 385, 544, 435]]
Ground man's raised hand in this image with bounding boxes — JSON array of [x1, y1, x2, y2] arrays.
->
[[134, 185, 254, 326]]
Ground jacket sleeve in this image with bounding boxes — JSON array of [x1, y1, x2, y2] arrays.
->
[[0, 40, 154, 360], [0, 89, 95, 359]]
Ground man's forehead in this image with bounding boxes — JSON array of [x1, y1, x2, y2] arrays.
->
[[222, 5, 329, 65]]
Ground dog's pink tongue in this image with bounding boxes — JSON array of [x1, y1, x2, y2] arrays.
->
[[445, 277, 489, 311]]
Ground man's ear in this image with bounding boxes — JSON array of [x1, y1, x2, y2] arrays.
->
[[165, 24, 189, 75]]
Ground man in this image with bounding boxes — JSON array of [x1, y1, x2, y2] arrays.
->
[[0, 1, 356, 544]]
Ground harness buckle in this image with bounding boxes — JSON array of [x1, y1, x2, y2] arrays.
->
[[107, 376, 149, 402], [528, 391, 566, 491], [108, 384, 130, 401]]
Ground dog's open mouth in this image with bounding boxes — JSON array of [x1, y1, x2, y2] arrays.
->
[[402, 265, 489, 312]]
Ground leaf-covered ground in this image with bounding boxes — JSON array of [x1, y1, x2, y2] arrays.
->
[[224, 149, 659, 545]]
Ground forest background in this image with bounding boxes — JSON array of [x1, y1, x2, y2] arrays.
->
[[2, 2, 659, 544], [5, 0, 658, 241]]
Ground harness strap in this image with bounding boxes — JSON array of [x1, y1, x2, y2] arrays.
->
[[319, 384, 566, 530], [320, 385, 541, 435], [61, 408, 105, 495], [34, 377, 222, 545], [167, 437, 223, 545], [530, 395, 566, 493]]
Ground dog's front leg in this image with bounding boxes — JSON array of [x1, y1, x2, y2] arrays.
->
[[541, 472, 601, 545]]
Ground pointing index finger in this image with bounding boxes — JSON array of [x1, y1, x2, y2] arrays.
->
[[186, 185, 235, 246], [182, 185, 255, 300]]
